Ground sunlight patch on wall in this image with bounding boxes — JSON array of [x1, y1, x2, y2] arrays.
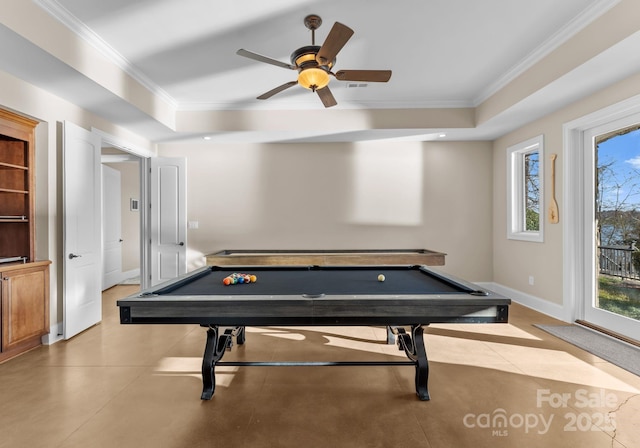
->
[[348, 142, 423, 225]]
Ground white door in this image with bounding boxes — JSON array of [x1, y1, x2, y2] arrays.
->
[[63, 121, 102, 339], [582, 121, 640, 341], [150, 157, 187, 285], [102, 165, 122, 290]]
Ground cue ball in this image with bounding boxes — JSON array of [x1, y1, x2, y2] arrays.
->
[[378, 274, 385, 282]]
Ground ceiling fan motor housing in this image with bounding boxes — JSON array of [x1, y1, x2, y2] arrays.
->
[[290, 45, 334, 70]]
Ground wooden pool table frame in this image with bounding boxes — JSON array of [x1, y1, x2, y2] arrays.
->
[[205, 248, 446, 267]]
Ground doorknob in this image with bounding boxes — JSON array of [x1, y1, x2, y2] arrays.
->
[[119, 239, 123, 242], [68, 253, 82, 259], [179, 242, 185, 246]]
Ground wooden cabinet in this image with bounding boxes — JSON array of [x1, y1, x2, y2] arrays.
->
[[0, 109, 37, 263], [0, 108, 50, 362], [0, 261, 50, 362]]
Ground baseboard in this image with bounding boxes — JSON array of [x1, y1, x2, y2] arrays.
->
[[41, 322, 64, 346], [476, 282, 567, 322], [121, 268, 140, 281], [103, 268, 141, 290]]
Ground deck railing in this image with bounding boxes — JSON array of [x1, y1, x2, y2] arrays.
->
[[599, 244, 640, 279]]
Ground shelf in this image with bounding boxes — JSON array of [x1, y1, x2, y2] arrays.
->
[[0, 188, 29, 194], [0, 161, 28, 170], [0, 256, 27, 264], [0, 216, 28, 222]]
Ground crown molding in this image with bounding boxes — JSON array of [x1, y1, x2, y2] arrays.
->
[[176, 99, 475, 112], [34, 0, 178, 109]]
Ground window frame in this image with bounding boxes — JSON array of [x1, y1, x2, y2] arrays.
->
[[507, 135, 545, 242]]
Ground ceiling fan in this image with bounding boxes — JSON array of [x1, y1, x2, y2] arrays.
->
[[236, 14, 392, 108]]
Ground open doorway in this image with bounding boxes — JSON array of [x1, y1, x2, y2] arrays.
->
[[101, 146, 141, 290], [93, 127, 186, 290]]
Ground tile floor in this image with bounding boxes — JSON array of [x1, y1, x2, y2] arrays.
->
[[0, 285, 639, 448]]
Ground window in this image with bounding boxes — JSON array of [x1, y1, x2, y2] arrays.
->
[[507, 135, 544, 242]]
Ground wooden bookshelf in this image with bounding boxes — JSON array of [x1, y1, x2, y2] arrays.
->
[[0, 108, 50, 362], [0, 109, 37, 263]]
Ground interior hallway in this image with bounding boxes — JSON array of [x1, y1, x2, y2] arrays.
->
[[0, 285, 638, 448]]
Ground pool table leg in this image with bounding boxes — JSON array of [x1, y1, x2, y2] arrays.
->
[[201, 326, 233, 400], [396, 325, 430, 401], [236, 326, 246, 345], [412, 326, 430, 401], [385, 326, 395, 344]]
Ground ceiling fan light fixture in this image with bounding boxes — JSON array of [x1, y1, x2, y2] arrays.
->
[[237, 15, 390, 106], [297, 68, 330, 91]]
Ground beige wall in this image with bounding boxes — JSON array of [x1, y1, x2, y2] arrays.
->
[[493, 70, 640, 306], [4, 60, 640, 336], [158, 140, 493, 281]]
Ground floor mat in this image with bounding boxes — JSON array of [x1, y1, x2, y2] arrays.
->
[[536, 324, 640, 376]]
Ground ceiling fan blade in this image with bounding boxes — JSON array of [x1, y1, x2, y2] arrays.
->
[[317, 86, 337, 108], [257, 81, 298, 100], [237, 49, 296, 70], [316, 22, 354, 66], [335, 70, 392, 82]]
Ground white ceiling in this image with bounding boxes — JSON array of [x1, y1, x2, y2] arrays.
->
[[0, 0, 633, 143]]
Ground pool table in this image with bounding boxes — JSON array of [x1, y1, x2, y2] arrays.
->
[[205, 248, 446, 266], [117, 265, 510, 401]]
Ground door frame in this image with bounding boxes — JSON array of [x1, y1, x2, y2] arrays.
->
[[92, 128, 154, 289], [564, 94, 640, 341]]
